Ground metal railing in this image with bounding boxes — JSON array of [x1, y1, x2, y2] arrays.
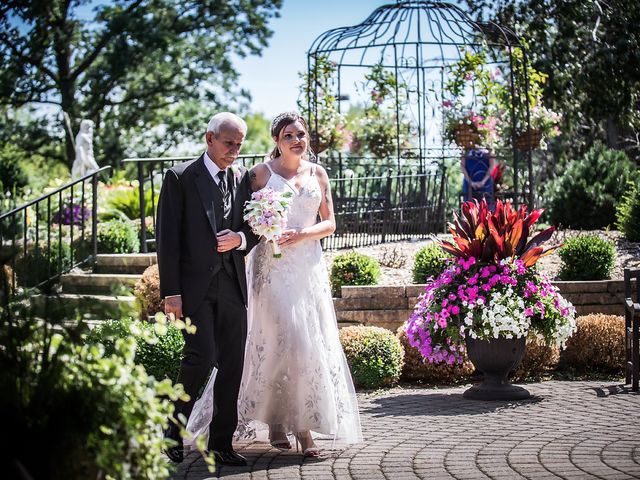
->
[[121, 154, 448, 252], [324, 168, 447, 249], [0, 167, 110, 297], [120, 154, 266, 252]]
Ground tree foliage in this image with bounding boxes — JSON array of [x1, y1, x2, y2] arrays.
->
[[0, 0, 282, 166], [464, 0, 640, 156]]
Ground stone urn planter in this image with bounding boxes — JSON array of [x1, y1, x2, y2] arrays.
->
[[463, 335, 531, 400]]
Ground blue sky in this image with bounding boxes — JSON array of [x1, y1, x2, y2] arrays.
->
[[234, 0, 392, 119]]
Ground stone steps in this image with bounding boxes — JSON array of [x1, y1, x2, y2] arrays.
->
[[94, 253, 157, 274], [31, 293, 138, 320], [61, 272, 141, 295]]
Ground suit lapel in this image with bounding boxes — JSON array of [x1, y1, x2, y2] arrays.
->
[[193, 155, 219, 235]]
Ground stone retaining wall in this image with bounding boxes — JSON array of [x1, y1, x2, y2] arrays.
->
[[334, 280, 637, 331]]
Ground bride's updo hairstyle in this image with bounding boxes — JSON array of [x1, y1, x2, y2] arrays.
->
[[269, 111, 315, 160]]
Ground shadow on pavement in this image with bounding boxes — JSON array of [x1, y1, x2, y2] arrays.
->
[[362, 392, 543, 417]]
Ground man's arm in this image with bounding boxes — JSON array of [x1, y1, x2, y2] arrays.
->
[[156, 169, 183, 309]]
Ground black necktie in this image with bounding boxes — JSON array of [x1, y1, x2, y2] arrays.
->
[[217, 170, 231, 220]]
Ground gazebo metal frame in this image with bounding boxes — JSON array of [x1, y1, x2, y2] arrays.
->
[[306, 0, 536, 208]]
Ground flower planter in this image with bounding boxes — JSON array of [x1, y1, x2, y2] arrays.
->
[[463, 335, 531, 400], [454, 124, 480, 149], [515, 129, 542, 151]]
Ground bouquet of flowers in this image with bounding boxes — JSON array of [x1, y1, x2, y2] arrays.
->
[[243, 187, 293, 258], [404, 199, 577, 365]]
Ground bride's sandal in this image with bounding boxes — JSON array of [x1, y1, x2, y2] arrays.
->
[[269, 429, 292, 450], [295, 432, 320, 458]]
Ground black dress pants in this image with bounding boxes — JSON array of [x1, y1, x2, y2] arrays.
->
[[173, 269, 247, 450]]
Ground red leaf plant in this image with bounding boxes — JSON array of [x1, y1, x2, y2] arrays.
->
[[439, 198, 560, 267]]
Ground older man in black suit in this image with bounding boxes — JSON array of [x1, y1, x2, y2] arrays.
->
[[156, 112, 259, 466]]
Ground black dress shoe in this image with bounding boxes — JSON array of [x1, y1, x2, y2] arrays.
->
[[163, 427, 183, 463], [211, 448, 247, 466]]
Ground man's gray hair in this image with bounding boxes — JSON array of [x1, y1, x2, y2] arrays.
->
[[206, 112, 247, 135]]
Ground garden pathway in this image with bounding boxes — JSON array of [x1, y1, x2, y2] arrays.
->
[[171, 380, 640, 479]]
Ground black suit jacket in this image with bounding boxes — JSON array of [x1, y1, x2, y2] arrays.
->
[[156, 154, 259, 315]]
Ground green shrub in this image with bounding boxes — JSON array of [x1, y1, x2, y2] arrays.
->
[[558, 235, 616, 280], [412, 243, 450, 283], [330, 251, 381, 297], [14, 240, 73, 288], [1, 306, 196, 479], [561, 314, 624, 374], [545, 142, 639, 229], [615, 180, 640, 242], [102, 185, 158, 220], [396, 327, 474, 383], [339, 325, 404, 389], [88, 317, 184, 380], [97, 218, 140, 254]]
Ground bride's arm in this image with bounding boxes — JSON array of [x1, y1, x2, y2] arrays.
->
[[249, 163, 270, 191], [279, 165, 336, 246]]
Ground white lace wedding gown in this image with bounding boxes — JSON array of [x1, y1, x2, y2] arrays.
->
[[187, 164, 362, 447]]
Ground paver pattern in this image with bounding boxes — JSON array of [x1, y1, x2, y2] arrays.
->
[[171, 380, 640, 479]]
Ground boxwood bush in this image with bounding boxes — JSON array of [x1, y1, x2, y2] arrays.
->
[[330, 251, 381, 297], [339, 325, 404, 389], [561, 314, 624, 374], [411, 243, 450, 283], [97, 218, 140, 254], [558, 235, 616, 280]]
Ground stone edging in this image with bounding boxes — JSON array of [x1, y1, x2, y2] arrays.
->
[[335, 280, 637, 331]]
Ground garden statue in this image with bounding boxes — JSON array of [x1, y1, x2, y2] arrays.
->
[[71, 119, 99, 179]]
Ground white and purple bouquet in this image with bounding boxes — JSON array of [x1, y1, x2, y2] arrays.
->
[[243, 187, 293, 258]]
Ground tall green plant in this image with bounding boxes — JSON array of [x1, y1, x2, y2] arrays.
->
[[545, 142, 639, 229]]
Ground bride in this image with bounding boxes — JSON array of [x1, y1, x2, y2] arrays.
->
[[187, 112, 362, 458]]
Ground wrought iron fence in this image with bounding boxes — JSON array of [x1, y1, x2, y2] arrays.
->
[[0, 167, 110, 297], [120, 154, 266, 252], [122, 154, 447, 252], [324, 169, 447, 250]]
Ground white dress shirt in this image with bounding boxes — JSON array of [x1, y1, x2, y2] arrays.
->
[[203, 152, 246, 250]]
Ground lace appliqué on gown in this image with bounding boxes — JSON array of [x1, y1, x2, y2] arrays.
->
[[186, 166, 362, 447]]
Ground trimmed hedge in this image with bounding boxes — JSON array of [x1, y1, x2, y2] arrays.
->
[[339, 325, 404, 389], [561, 314, 624, 374], [330, 251, 381, 297], [558, 235, 616, 280]]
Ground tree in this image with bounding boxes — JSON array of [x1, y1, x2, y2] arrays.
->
[[0, 0, 283, 167], [464, 0, 640, 157], [242, 112, 273, 156]]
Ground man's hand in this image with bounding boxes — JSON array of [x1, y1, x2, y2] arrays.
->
[[217, 229, 241, 252], [165, 295, 183, 320]]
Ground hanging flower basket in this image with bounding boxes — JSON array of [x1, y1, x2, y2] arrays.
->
[[310, 133, 330, 154], [515, 129, 542, 151], [454, 123, 480, 149]]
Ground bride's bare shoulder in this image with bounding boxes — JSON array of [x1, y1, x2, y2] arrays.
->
[[249, 162, 271, 191]]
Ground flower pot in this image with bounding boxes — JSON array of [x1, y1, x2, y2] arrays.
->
[[310, 133, 330, 154], [454, 124, 480, 149], [515, 129, 542, 151], [463, 335, 530, 400]]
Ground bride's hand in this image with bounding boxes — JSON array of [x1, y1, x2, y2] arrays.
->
[[278, 228, 304, 247]]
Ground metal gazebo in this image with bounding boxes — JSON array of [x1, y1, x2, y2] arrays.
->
[[306, 0, 536, 209]]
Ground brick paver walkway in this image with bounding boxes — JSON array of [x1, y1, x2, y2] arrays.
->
[[171, 380, 640, 479]]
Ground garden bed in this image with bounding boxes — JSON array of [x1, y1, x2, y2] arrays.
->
[[323, 230, 640, 286]]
